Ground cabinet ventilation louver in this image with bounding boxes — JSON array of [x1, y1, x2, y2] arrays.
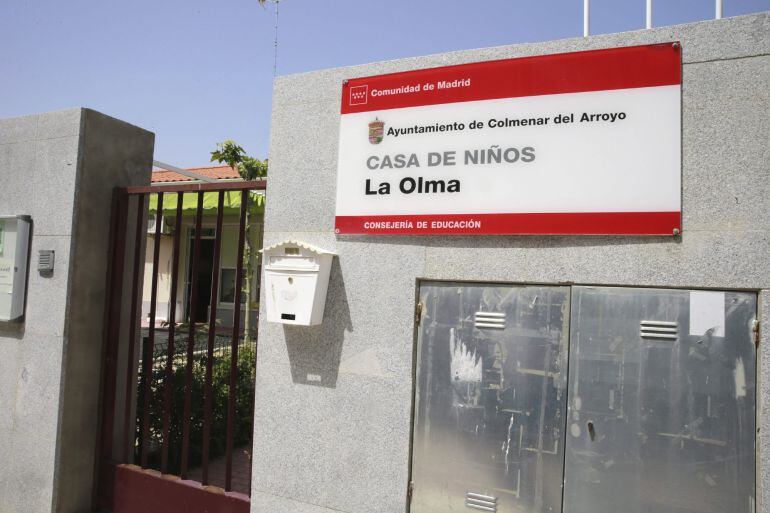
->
[[465, 492, 497, 512], [474, 312, 506, 329], [640, 320, 678, 340]]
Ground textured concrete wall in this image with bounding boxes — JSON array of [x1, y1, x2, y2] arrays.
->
[[0, 108, 153, 513], [257, 12, 770, 513]]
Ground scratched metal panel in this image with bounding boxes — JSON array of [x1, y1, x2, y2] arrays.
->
[[563, 287, 757, 513], [410, 283, 570, 513]]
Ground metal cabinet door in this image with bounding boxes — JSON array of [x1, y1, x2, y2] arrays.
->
[[410, 283, 570, 513], [564, 286, 757, 513]]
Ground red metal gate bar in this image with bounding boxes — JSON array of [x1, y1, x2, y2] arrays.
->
[[95, 190, 129, 477], [180, 192, 204, 479], [137, 336, 153, 465], [123, 193, 145, 463], [225, 190, 248, 491], [245, 194, 263, 493], [161, 192, 185, 473], [201, 191, 226, 485], [108, 463, 249, 513], [141, 192, 164, 467], [124, 180, 266, 194]]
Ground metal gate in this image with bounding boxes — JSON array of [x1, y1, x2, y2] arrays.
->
[[95, 180, 265, 513], [411, 283, 757, 513]]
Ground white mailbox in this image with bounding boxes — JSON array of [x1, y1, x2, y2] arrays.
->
[[0, 215, 32, 323], [261, 240, 335, 326]]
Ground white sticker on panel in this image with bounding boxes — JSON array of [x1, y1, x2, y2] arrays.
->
[[689, 291, 725, 337]]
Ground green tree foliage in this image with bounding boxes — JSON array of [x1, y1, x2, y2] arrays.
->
[[210, 140, 267, 181]]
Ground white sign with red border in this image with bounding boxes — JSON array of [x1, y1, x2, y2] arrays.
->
[[335, 44, 682, 235]]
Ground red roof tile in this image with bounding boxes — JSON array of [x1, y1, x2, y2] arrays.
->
[[151, 165, 242, 183]]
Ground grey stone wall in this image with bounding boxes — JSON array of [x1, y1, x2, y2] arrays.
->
[[257, 12, 770, 513], [0, 108, 153, 513]]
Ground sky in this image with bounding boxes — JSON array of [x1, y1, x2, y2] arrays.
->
[[1, 0, 768, 168]]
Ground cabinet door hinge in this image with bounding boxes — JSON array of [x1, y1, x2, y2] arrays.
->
[[407, 480, 414, 502], [415, 302, 424, 326]]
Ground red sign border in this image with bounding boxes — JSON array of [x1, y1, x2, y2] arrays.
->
[[335, 212, 681, 236], [341, 42, 681, 114]]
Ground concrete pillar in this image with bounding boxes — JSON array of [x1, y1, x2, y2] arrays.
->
[[0, 108, 154, 513], [257, 13, 770, 513]]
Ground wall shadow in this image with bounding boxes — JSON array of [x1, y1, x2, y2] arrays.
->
[[0, 322, 25, 339], [283, 257, 352, 388]]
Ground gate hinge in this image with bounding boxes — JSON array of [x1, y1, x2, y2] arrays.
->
[[415, 302, 424, 326], [753, 319, 760, 348]]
